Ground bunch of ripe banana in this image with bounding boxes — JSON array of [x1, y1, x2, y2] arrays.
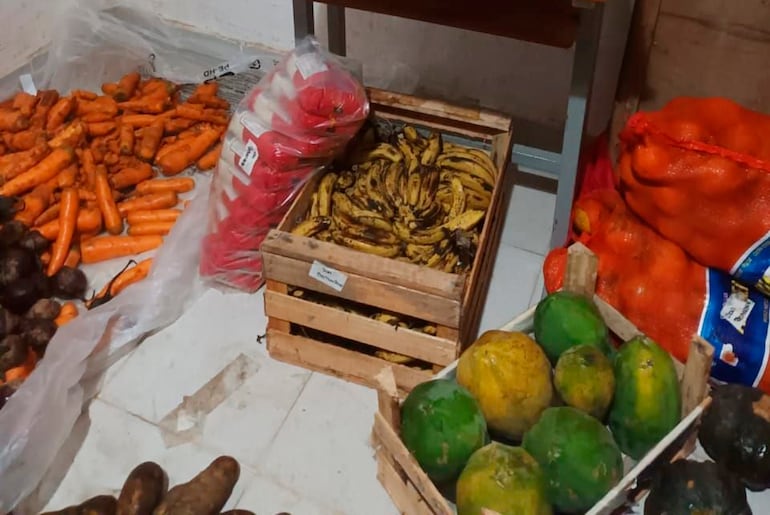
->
[[291, 124, 498, 274]]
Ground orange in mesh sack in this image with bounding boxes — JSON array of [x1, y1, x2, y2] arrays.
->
[[543, 188, 770, 393], [618, 97, 770, 295]]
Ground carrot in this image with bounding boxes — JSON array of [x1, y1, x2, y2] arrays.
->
[[34, 201, 61, 226], [112, 72, 142, 101], [39, 251, 50, 265], [117, 98, 170, 114], [95, 166, 123, 235], [112, 258, 153, 295], [188, 83, 219, 99], [127, 221, 175, 236], [126, 208, 181, 225], [79, 148, 97, 190], [55, 302, 78, 326], [117, 191, 178, 215], [140, 78, 175, 96], [76, 96, 118, 117], [80, 111, 114, 123], [47, 187, 79, 276], [87, 121, 117, 137], [70, 89, 96, 101], [46, 97, 75, 131], [12, 92, 38, 116], [56, 163, 79, 188], [163, 117, 196, 134], [118, 124, 135, 155], [90, 137, 107, 163], [7, 129, 46, 151], [15, 184, 53, 226], [136, 118, 164, 161], [29, 90, 59, 129], [109, 163, 153, 190], [0, 147, 74, 197], [38, 207, 102, 240], [0, 144, 50, 181], [81, 235, 163, 263], [4, 349, 36, 383], [101, 82, 119, 97], [135, 177, 195, 195], [122, 114, 161, 127], [77, 189, 97, 202], [49, 120, 86, 149], [64, 246, 81, 267], [156, 126, 221, 175], [0, 108, 30, 132], [196, 142, 221, 170], [174, 104, 229, 125]]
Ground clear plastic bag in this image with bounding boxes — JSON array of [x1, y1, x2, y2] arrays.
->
[[200, 37, 370, 293], [0, 0, 278, 510]]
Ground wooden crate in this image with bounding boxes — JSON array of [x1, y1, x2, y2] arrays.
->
[[370, 244, 715, 515], [261, 87, 515, 394]]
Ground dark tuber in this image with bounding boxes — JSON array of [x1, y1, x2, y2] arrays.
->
[[0, 246, 39, 287], [18, 230, 50, 254], [0, 307, 20, 338], [1, 272, 49, 314], [26, 298, 62, 320], [0, 220, 28, 247], [51, 266, 88, 299], [22, 318, 57, 355], [0, 334, 27, 374], [0, 196, 21, 224]]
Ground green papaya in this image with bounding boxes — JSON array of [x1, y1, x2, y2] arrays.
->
[[533, 291, 613, 364], [400, 379, 488, 484], [608, 335, 681, 460], [522, 407, 623, 513]]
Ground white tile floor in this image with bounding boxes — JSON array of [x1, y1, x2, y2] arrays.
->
[[31, 184, 555, 514]]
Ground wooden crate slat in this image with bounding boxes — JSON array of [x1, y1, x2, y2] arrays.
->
[[263, 253, 462, 327], [264, 290, 456, 366], [376, 450, 439, 515], [261, 230, 465, 300], [373, 413, 454, 514], [267, 330, 430, 392]]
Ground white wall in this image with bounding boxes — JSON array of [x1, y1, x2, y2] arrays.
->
[[0, 0, 633, 144]]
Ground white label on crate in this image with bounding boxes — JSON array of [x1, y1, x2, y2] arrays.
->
[[19, 74, 37, 95], [309, 260, 347, 292], [238, 140, 259, 175], [720, 292, 755, 335], [295, 53, 328, 80]]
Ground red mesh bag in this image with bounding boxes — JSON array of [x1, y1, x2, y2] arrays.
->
[[618, 97, 770, 294], [544, 188, 770, 393]]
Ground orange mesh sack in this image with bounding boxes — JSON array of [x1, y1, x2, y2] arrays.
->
[[618, 97, 770, 295], [543, 189, 770, 393]]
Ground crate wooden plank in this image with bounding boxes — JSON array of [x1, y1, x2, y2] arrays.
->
[[261, 230, 465, 300], [264, 290, 456, 366], [263, 253, 462, 327], [376, 450, 437, 515], [267, 329, 430, 392]]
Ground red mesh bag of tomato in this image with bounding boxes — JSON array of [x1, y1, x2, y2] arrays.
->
[[618, 97, 770, 295], [544, 188, 770, 393]]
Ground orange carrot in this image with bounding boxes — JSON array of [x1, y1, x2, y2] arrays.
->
[[196, 142, 221, 170], [56, 163, 79, 188], [118, 124, 135, 155], [80, 111, 115, 123], [38, 207, 102, 240], [64, 246, 81, 267], [117, 98, 170, 114], [109, 163, 153, 190], [135, 177, 195, 195], [39, 251, 51, 265], [101, 83, 119, 97], [79, 148, 97, 190], [136, 118, 164, 161], [95, 166, 122, 235], [163, 118, 196, 134], [90, 137, 107, 163], [72, 89, 97, 101], [55, 302, 78, 326], [15, 184, 53, 226], [12, 92, 38, 116], [49, 120, 86, 149], [0, 108, 30, 132], [121, 114, 164, 127], [114, 72, 141, 101], [174, 104, 229, 125], [103, 152, 119, 166], [77, 189, 97, 202], [47, 187, 79, 276], [111, 258, 153, 295], [76, 96, 118, 117], [0, 144, 50, 181], [4, 349, 36, 383], [87, 121, 117, 137], [127, 221, 175, 236], [126, 208, 181, 225], [140, 78, 175, 96], [117, 191, 178, 215], [29, 90, 59, 129], [34, 201, 61, 226], [45, 97, 75, 131], [81, 235, 163, 263], [156, 127, 221, 176], [0, 147, 74, 197], [188, 83, 219, 99], [7, 128, 46, 151]]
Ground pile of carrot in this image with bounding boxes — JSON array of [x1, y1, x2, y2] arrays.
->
[[0, 73, 228, 278]]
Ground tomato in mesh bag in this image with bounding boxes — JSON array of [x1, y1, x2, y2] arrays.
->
[[618, 97, 770, 294], [544, 188, 770, 393]]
